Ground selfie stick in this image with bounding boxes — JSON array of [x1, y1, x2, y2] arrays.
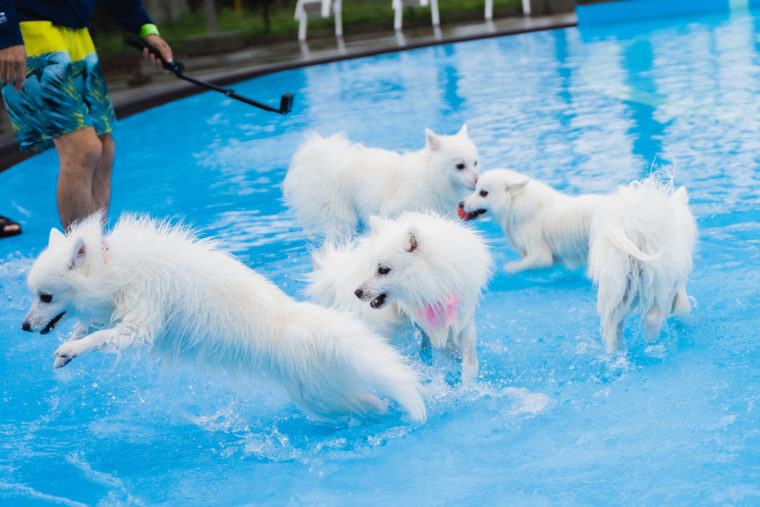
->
[[126, 35, 294, 115]]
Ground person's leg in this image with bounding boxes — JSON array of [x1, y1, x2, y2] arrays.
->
[[92, 133, 114, 211], [53, 126, 103, 230]]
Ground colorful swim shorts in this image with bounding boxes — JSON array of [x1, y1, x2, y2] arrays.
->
[[1, 21, 116, 152]]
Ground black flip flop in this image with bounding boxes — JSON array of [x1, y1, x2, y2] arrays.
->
[[0, 215, 22, 238]]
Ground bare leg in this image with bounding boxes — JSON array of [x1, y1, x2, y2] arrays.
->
[[53, 127, 104, 230], [93, 133, 114, 211]]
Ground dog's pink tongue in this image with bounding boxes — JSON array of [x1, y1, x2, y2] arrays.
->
[[457, 206, 472, 221]]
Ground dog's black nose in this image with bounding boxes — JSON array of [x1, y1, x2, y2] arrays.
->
[[458, 201, 464, 209], [354, 288, 363, 299], [21, 321, 31, 332]]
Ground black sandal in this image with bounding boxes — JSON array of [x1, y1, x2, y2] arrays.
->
[[0, 215, 22, 238]]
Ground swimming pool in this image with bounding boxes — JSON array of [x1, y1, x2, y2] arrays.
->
[[2, 7, 760, 505]]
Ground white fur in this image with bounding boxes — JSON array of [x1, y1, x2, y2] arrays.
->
[[22, 215, 426, 423], [588, 178, 697, 353], [459, 168, 604, 273], [283, 125, 480, 240], [306, 212, 492, 381], [461, 169, 697, 353], [306, 242, 408, 340]]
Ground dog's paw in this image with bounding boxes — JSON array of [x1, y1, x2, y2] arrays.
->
[[53, 341, 86, 369], [53, 355, 73, 369]]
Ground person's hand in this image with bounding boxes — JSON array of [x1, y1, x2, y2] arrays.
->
[[0, 45, 27, 92], [142, 34, 173, 72]]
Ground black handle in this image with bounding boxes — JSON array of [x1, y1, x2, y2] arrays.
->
[[126, 34, 183, 74]]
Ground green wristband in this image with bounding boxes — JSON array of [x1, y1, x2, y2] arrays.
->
[[140, 24, 160, 37]]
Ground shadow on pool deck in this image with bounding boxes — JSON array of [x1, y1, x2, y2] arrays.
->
[[0, 12, 575, 172]]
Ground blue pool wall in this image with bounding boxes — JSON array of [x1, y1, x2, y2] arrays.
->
[[575, 0, 757, 26]]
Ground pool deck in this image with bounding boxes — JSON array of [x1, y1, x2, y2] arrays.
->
[[0, 11, 576, 171]]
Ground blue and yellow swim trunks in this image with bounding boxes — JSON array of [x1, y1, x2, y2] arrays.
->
[[1, 21, 116, 152]]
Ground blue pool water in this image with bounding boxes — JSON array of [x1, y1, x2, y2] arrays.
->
[[3, 8, 760, 505]]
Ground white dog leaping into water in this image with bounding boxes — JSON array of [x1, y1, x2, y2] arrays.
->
[[589, 177, 697, 353], [458, 168, 603, 273], [307, 212, 492, 381], [20, 214, 426, 423], [283, 125, 480, 240]]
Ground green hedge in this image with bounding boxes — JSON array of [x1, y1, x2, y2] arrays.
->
[[92, 0, 522, 56]]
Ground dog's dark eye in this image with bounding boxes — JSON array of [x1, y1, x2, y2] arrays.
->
[[479, 190, 489, 197], [474, 161, 478, 167], [378, 265, 391, 275], [40, 294, 53, 303], [456, 163, 465, 170]]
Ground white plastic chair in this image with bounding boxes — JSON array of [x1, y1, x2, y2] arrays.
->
[[485, 0, 531, 20], [392, 0, 439, 31], [295, 0, 343, 42]]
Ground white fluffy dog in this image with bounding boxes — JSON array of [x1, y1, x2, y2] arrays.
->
[[283, 125, 480, 239], [458, 168, 603, 273], [20, 215, 426, 422], [306, 212, 492, 380], [589, 178, 697, 353], [459, 169, 697, 353]]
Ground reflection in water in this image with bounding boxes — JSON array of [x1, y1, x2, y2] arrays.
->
[[620, 38, 671, 173]]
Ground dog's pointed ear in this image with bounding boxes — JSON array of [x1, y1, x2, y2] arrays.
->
[[507, 180, 529, 193], [68, 237, 87, 270], [405, 227, 419, 253], [48, 228, 66, 247], [425, 128, 442, 152], [457, 124, 469, 137]]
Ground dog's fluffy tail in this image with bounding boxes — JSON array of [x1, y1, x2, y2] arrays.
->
[[594, 177, 690, 263], [282, 303, 427, 423], [603, 226, 663, 262]]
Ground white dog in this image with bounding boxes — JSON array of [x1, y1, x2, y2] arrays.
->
[[460, 169, 697, 352], [458, 168, 604, 273], [306, 212, 492, 381], [283, 125, 480, 239], [588, 177, 697, 353], [21, 215, 426, 423]]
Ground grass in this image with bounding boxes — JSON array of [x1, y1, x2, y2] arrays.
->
[[91, 0, 522, 56]]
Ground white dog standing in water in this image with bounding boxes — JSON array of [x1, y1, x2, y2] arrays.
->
[[307, 212, 492, 381], [459, 168, 697, 353], [458, 168, 603, 273], [283, 125, 480, 239], [589, 177, 696, 353], [21, 215, 426, 423]]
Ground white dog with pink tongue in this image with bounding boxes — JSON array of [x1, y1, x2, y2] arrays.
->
[[306, 212, 492, 381]]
